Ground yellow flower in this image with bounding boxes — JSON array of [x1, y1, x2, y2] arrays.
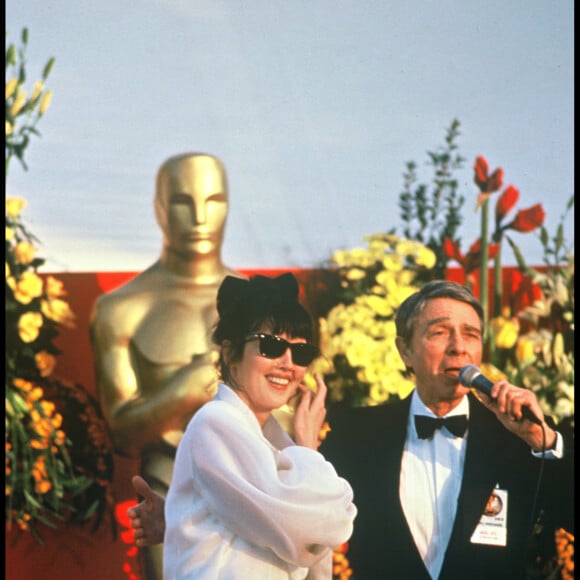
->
[[479, 363, 507, 383], [39, 90, 53, 116], [382, 253, 403, 272], [552, 332, 565, 367], [554, 397, 574, 420], [6, 77, 19, 99], [515, 336, 536, 364], [5, 120, 13, 136], [346, 267, 366, 281], [6, 227, 15, 242], [490, 312, 520, 349], [18, 311, 43, 343], [45, 275, 66, 299], [30, 80, 44, 102], [415, 246, 437, 269], [14, 241, 36, 265], [9, 90, 27, 116], [6, 197, 27, 218], [35, 351, 57, 377], [8, 270, 43, 304], [369, 383, 391, 404], [41, 298, 76, 328]]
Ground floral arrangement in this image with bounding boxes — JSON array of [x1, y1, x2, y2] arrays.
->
[[308, 233, 436, 407], [5, 28, 115, 542], [6, 198, 116, 541], [444, 155, 574, 429], [5, 28, 54, 177], [314, 123, 573, 579], [555, 528, 575, 580]]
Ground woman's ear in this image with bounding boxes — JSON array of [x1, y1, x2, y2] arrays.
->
[[221, 340, 234, 366]]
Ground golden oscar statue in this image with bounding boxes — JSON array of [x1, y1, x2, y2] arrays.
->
[[89, 153, 242, 580]]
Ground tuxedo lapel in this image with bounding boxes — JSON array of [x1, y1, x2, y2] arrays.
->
[[441, 394, 506, 575], [379, 395, 433, 577], [458, 395, 505, 530]]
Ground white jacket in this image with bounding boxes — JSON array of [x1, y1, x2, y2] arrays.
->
[[163, 383, 356, 579]]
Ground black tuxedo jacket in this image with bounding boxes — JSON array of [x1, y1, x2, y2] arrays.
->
[[320, 392, 573, 580]]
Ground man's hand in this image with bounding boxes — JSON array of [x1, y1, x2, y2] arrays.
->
[[476, 379, 557, 452], [127, 475, 166, 547]]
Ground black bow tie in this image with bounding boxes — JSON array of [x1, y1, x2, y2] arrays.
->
[[414, 414, 468, 439]]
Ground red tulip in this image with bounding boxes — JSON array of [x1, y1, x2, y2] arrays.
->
[[473, 155, 503, 193], [495, 185, 519, 223], [443, 238, 462, 261], [486, 168, 504, 193], [512, 275, 544, 314], [474, 156, 489, 191], [505, 203, 546, 233], [444, 237, 499, 274], [463, 239, 500, 274]]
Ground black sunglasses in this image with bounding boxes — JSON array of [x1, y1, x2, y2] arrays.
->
[[244, 333, 319, 367]]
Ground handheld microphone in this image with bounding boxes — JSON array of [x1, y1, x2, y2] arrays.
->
[[459, 365, 542, 425]]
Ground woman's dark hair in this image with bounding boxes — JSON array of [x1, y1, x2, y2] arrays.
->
[[212, 273, 314, 384]]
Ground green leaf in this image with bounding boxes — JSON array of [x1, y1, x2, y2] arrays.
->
[[505, 236, 529, 271], [23, 489, 44, 509], [554, 223, 564, 252], [42, 57, 55, 80], [82, 499, 100, 519], [6, 43, 16, 65], [33, 511, 60, 528]]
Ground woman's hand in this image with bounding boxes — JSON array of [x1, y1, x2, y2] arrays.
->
[[293, 373, 327, 450]]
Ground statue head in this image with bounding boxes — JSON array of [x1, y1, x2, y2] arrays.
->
[[154, 153, 229, 258]]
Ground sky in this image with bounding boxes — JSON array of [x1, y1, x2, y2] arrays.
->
[[6, 0, 574, 273]]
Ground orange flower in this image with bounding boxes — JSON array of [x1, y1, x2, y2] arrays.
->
[[13, 378, 34, 392], [35, 351, 57, 377]]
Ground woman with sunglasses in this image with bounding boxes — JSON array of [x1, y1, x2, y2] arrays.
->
[[163, 272, 357, 579]]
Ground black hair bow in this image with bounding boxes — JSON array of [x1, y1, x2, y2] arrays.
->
[[217, 273, 299, 316]]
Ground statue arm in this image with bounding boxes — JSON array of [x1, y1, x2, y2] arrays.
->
[[108, 354, 216, 457], [90, 304, 216, 457]]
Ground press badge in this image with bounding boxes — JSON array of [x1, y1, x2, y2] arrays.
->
[[470, 487, 508, 547]]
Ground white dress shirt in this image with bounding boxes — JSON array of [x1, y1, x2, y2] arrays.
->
[[399, 390, 469, 580], [163, 383, 356, 580]]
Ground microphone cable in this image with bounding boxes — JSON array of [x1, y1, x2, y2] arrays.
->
[[523, 421, 548, 575]]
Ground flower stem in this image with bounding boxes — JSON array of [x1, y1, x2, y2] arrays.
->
[[480, 198, 490, 342], [493, 242, 503, 318]]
